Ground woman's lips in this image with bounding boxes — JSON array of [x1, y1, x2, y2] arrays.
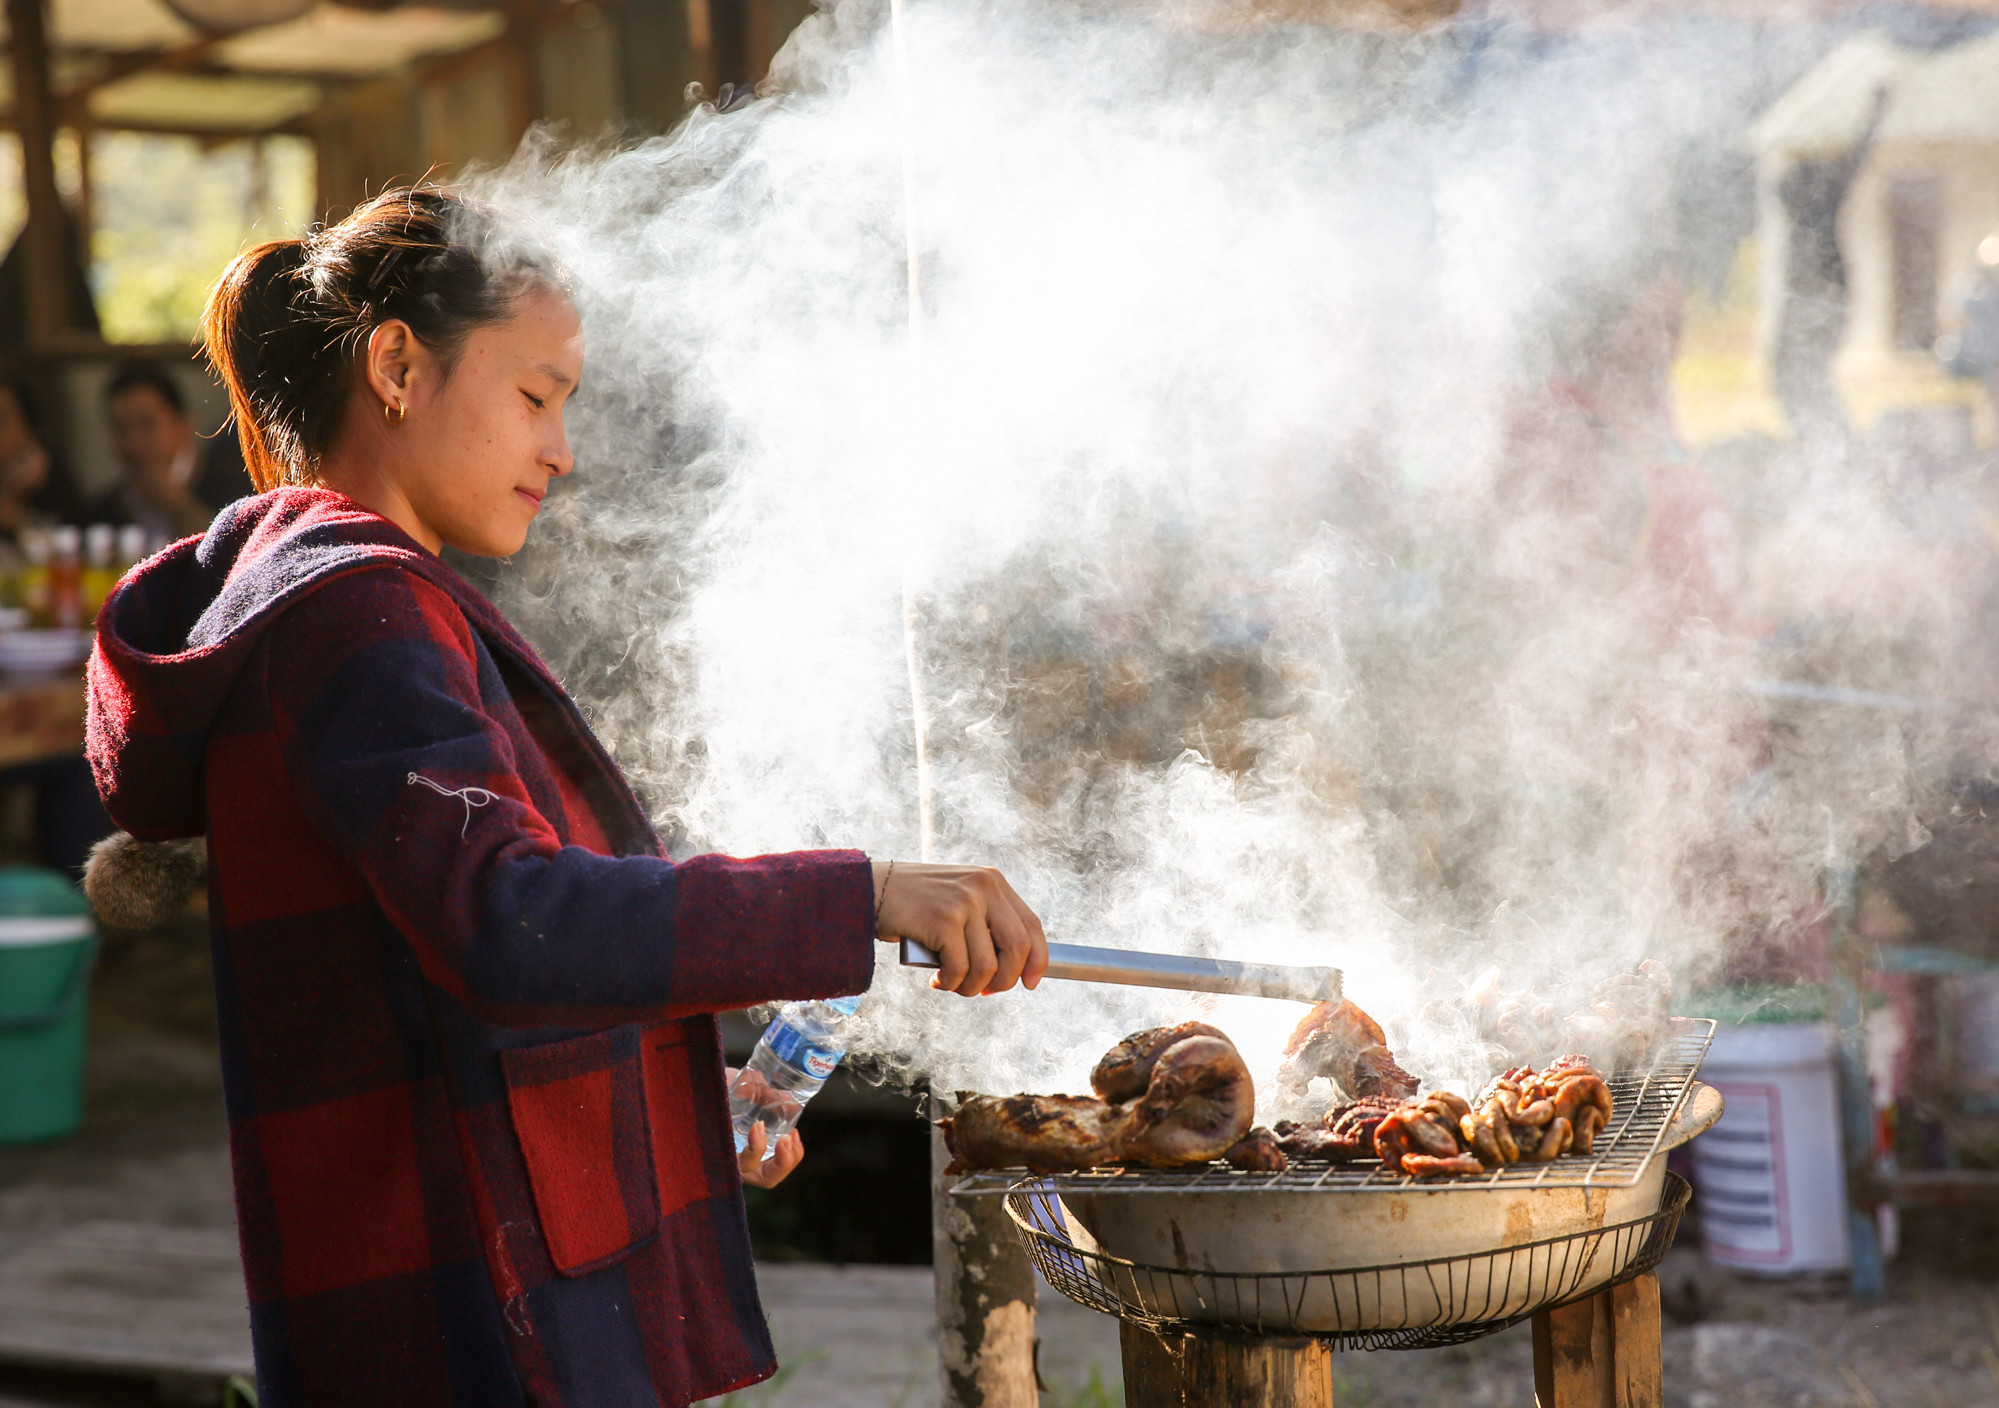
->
[[516, 487, 544, 509]]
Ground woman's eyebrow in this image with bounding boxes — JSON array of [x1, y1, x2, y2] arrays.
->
[[533, 361, 573, 386]]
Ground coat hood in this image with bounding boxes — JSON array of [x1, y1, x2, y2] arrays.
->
[[87, 488, 486, 839]]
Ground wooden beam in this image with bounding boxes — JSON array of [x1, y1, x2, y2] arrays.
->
[[1886, 1169, 1999, 1208], [0, 36, 229, 132], [503, 0, 541, 146], [6, 0, 71, 347], [61, 35, 228, 113], [0, 114, 310, 140], [72, 121, 93, 259]]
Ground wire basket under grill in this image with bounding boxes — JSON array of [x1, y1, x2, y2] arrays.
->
[[1008, 1171, 1690, 1349], [952, 1018, 1715, 1198]]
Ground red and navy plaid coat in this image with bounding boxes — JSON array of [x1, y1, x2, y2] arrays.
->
[[85, 488, 877, 1408]]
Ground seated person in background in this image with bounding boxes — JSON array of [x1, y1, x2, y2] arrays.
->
[[88, 363, 253, 540], [0, 376, 82, 534]]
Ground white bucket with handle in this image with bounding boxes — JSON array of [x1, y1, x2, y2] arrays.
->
[[1691, 1021, 1848, 1275]]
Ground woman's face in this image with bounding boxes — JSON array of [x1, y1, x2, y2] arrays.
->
[[389, 289, 584, 558]]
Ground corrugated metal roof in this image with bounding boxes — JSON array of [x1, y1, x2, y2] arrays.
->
[[90, 68, 318, 126], [1, 0, 505, 133], [216, 6, 503, 77], [46, 0, 193, 51]]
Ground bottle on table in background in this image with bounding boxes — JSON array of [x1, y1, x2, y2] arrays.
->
[[81, 525, 117, 619], [18, 529, 51, 629], [728, 995, 862, 1161], [47, 527, 83, 632], [0, 538, 22, 616], [116, 525, 149, 575]]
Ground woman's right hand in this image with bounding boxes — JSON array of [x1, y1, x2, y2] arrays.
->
[[872, 861, 1048, 997]]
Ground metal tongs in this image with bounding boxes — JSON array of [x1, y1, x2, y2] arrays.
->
[[899, 936, 1341, 1003]]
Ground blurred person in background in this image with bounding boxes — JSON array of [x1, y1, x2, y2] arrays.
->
[[88, 362, 252, 540], [0, 375, 83, 535]]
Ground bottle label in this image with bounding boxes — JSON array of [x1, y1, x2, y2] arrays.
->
[[765, 1020, 839, 1080]]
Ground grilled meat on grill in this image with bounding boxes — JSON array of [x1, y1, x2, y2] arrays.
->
[[1373, 1091, 1475, 1177], [1276, 999, 1420, 1102], [1119, 1034, 1256, 1167], [940, 1093, 1126, 1174], [1402, 1152, 1486, 1176], [1091, 1022, 1232, 1103], [1536, 1062, 1612, 1154], [943, 1028, 1256, 1173], [1273, 1097, 1399, 1162], [1223, 1126, 1288, 1172], [1367, 1055, 1615, 1180]]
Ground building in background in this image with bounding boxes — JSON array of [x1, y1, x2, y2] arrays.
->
[[1752, 29, 1999, 439]]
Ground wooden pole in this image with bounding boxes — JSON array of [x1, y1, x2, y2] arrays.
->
[[706, 0, 752, 95], [1119, 1324, 1335, 1408], [6, 0, 71, 349], [502, 0, 542, 147], [931, 1092, 1038, 1408], [72, 125, 94, 256], [1826, 851, 1887, 1299]]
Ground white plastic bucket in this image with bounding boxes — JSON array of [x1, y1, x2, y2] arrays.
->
[[1691, 1022, 1848, 1275]]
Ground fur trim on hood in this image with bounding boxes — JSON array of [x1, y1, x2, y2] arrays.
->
[[84, 831, 205, 929]]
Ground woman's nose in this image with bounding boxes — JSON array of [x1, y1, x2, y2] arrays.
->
[[546, 424, 574, 478]]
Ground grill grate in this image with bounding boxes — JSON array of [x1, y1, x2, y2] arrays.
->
[[1005, 1171, 1691, 1348], [952, 1018, 1714, 1197]]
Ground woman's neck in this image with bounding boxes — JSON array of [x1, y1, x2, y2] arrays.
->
[[316, 446, 441, 555]]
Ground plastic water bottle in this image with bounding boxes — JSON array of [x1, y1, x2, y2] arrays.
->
[[729, 995, 862, 1160]]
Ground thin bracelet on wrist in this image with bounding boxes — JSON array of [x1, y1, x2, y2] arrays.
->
[[875, 858, 894, 927]]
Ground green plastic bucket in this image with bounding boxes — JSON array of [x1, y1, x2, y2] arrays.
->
[[0, 868, 96, 1143]]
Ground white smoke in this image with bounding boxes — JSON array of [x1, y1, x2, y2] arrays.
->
[[469, 1, 1989, 1096]]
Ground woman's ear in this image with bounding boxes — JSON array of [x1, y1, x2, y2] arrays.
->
[[363, 320, 434, 411]]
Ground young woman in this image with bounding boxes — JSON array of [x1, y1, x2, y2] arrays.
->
[[83, 188, 1047, 1408]]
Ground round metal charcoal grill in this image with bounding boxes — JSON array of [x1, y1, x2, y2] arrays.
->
[[955, 1020, 1716, 1349], [1006, 1171, 1690, 1351]]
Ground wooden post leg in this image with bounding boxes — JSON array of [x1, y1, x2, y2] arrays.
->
[[1119, 1323, 1335, 1408], [1533, 1273, 1663, 1408], [1609, 1274, 1663, 1408], [1534, 1292, 1613, 1407], [1119, 1322, 1181, 1408], [932, 1094, 1038, 1408]]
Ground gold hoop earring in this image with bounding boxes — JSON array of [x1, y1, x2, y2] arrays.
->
[[384, 400, 406, 428]]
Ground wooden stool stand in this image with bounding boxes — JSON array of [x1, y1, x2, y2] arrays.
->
[[1532, 1273, 1663, 1408], [1119, 1323, 1335, 1407], [1115, 1272, 1663, 1407]]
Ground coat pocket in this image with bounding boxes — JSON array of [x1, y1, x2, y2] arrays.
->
[[641, 1019, 730, 1222], [501, 1026, 660, 1277]]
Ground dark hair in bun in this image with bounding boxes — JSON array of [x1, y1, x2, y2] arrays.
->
[[201, 186, 562, 492]]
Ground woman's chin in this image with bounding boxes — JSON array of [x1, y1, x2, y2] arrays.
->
[[448, 524, 533, 559]]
